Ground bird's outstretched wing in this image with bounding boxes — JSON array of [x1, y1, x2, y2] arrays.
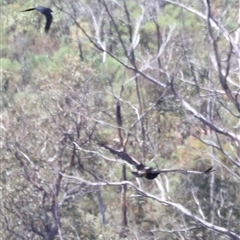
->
[[204, 166, 214, 174], [99, 143, 143, 168], [41, 10, 53, 32], [21, 8, 36, 12]]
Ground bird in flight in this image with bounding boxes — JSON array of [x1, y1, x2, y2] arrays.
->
[[22, 6, 53, 33], [99, 143, 214, 180]]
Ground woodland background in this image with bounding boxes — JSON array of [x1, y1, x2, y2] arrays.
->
[[1, 0, 240, 239]]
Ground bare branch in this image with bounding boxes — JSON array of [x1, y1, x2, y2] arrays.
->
[[58, 175, 240, 240]]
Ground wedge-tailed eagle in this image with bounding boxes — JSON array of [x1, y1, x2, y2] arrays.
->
[[22, 6, 53, 33]]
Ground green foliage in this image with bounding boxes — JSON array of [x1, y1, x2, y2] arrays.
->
[[52, 45, 75, 67], [157, 4, 202, 30], [1, 0, 239, 239], [0, 58, 21, 71]]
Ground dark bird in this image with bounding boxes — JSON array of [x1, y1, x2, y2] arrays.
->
[[98, 143, 214, 180], [22, 6, 53, 33]]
